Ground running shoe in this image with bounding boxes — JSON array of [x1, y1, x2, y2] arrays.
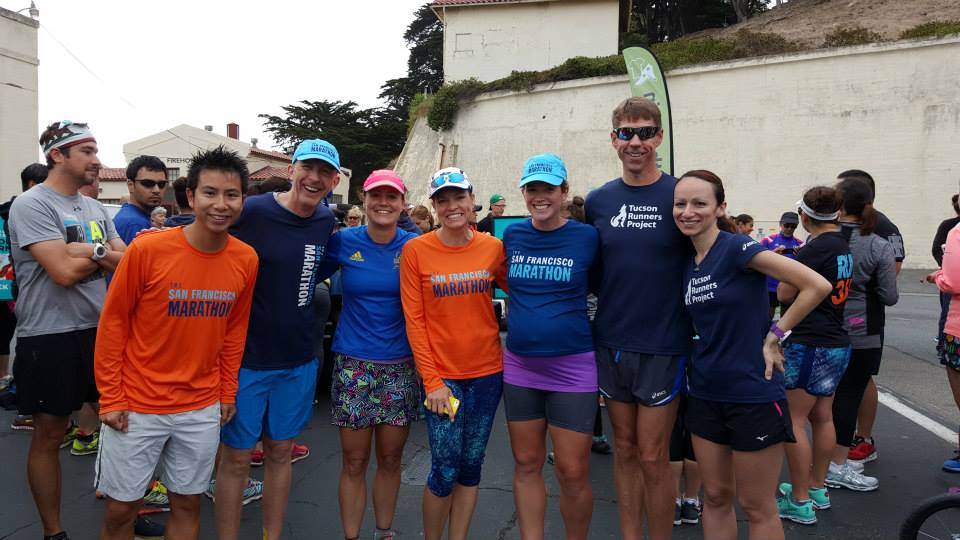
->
[[591, 435, 612, 455], [0, 374, 12, 391], [142, 480, 170, 512], [547, 452, 555, 465], [250, 449, 264, 467], [777, 494, 817, 525], [779, 482, 831, 510], [680, 498, 701, 524], [847, 436, 877, 463], [673, 500, 682, 526], [70, 431, 99, 456], [11, 414, 33, 430], [61, 424, 79, 449], [133, 516, 165, 539], [374, 529, 396, 540], [42, 532, 69, 540], [205, 478, 264, 505], [291, 443, 310, 464], [825, 462, 878, 491], [943, 450, 960, 473]]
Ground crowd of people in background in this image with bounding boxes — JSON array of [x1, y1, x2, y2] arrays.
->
[[0, 95, 956, 540]]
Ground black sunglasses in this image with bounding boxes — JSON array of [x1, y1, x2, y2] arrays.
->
[[136, 179, 168, 189], [613, 126, 660, 141]]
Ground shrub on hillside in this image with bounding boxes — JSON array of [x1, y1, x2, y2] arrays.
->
[[899, 20, 960, 40], [650, 37, 737, 70], [427, 79, 485, 131], [823, 25, 884, 47], [730, 30, 802, 57]]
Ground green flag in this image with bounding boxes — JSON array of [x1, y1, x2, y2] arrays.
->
[[622, 46, 673, 176]]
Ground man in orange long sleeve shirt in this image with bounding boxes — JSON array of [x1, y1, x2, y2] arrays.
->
[[94, 147, 258, 540]]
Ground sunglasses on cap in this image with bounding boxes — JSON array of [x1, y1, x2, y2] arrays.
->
[[136, 179, 168, 189], [613, 126, 660, 141], [430, 171, 468, 190]]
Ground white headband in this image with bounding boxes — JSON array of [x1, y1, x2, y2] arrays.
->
[[796, 199, 840, 221]]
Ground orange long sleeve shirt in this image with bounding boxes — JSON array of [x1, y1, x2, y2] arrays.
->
[[400, 231, 507, 394], [95, 228, 258, 414]]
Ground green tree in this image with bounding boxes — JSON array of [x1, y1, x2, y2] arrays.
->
[[259, 100, 405, 203]]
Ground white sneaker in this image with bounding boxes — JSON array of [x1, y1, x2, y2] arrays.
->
[[825, 462, 878, 491]]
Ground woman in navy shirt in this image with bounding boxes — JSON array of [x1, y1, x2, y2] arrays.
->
[[673, 170, 831, 540], [502, 154, 599, 539], [321, 170, 418, 540]]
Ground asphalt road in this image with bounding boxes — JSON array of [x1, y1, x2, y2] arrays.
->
[[0, 270, 956, 539]]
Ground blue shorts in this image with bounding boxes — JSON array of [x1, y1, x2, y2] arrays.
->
[[221, 359, 319, 449], [425, 372, 503, 497], [783, 343, 851, 397]]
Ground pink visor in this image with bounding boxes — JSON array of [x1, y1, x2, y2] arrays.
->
[[363, 169, 406, 193]]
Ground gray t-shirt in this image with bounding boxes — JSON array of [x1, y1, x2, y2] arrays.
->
[[9, 184, 119, 337]]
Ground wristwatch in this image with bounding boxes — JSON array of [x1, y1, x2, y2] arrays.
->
[[769, 321, 791, 343], [91, 242, 107, 261]]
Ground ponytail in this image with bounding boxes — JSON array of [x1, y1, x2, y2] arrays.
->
[[860, 203, 877, 236], [718, 215, 737, 233]]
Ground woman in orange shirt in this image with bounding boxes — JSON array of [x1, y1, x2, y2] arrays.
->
[[400, 167, 507, 540]]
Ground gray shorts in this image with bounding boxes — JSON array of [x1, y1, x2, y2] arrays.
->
[[596, 347, 686, 406], [95, 403, 220, 502], [502, 382, 598, 433]]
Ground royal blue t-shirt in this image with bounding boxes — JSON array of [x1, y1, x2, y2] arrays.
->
[[683, 232, 783, 403], [321, 225, 415, 362], [230, 193, 335, 370], [113, 203, 151, 245], [585, 174, 693, 355], [503, 219, 598, 356], [760, 233, 803, 292]]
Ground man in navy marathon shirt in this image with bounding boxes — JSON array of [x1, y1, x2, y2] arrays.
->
[[835, 169, 904, 467], [216, 139, 339, 540], [584, 97, 692, 540]]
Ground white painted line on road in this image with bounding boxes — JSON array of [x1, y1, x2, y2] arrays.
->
[[899, 292, 939, 297], [879, 391, 957, 444]]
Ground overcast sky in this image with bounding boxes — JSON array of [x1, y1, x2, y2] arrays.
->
[[1, 0, 429, 166]]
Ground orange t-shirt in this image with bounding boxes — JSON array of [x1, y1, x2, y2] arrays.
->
[[95, 228, 258, 414], [400, 230, 507, 393]]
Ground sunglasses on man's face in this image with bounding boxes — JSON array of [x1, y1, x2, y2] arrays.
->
[[613, 126, 660, 141], [136, 179, 168, 190]]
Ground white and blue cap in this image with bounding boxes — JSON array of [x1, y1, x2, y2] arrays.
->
[[429, 167, 472, 198], [519, 153, 567, 187], [292, 139, 340, 170]]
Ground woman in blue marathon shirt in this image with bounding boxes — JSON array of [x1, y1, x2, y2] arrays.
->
[[673, 170, 832, 540], [320, 170, 418, 540], [502, 154, 599, 540], [775, 186, 853, 526]]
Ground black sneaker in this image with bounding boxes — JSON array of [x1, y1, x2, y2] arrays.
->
[[134, 516, 165, 539], [681, 499, 701, 524], [591, 435, 612, 455], [673, 501, 682, 526], [43, 532, 69, 540]]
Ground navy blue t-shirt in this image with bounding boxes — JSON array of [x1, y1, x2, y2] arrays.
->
[[322, 226, 415, 361], [503, 219, 598, 356], [683, 232, 783, 403], [585, 174, 693, 355], [230, 193, 335, 370]]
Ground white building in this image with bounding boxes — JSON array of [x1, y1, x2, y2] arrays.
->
[[432, 0, 619, 83], [110, 124, 351, 204], [0, 6, 39, 200]]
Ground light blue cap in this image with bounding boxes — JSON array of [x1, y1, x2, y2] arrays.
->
[[292, 139, 340, 170], [519, 153, 567, 187]]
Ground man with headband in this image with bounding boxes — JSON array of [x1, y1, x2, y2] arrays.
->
[[8, 121, 125, 540]]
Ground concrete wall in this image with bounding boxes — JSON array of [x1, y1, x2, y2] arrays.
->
[[0, 8, 39, 200], [396, 36, 960, 269], [438, 0, 618, 83]]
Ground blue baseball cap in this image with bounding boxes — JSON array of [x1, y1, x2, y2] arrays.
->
[[519, 153, 567, 187], [292, 139, 340, 170]]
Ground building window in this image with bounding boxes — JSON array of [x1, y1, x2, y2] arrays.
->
[[166, 168, 180, 181], [329, 194, 343, 205], [455, 33, 474, 57]]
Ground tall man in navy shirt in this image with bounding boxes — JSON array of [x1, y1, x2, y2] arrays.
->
[[584, 97, 692, 540], [215, 140, 339, 540], [112, 155, 167, 244]]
